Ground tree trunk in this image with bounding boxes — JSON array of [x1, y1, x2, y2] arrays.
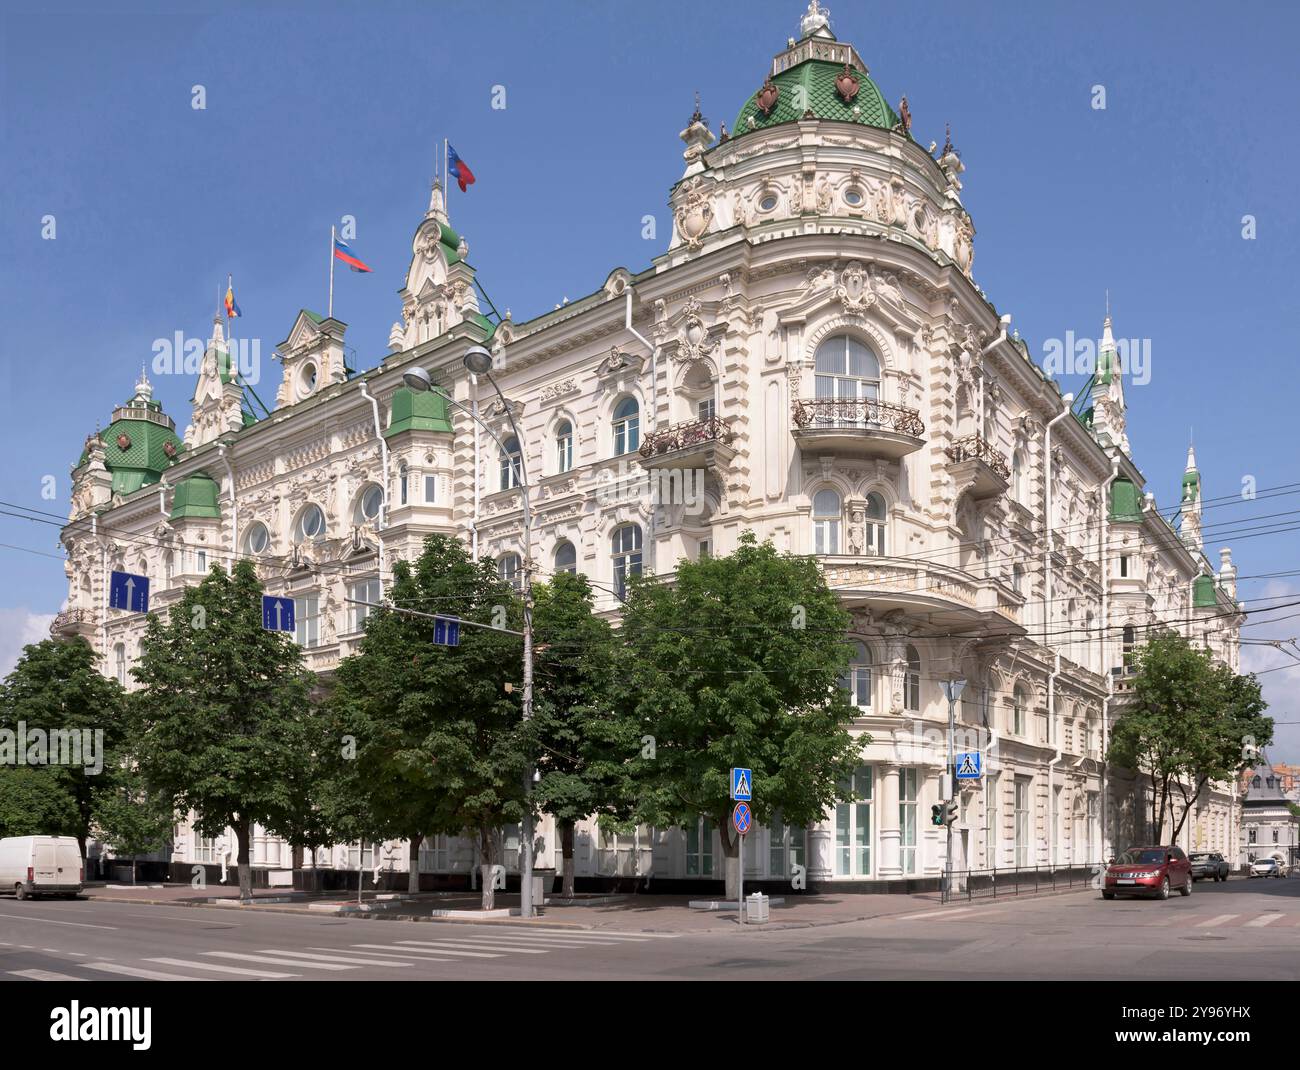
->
[[560, 821, 576, 899], [408, 834, 422, 894], [291, 845, 303, 871], [478, 825, 495, 911], [131, 858, 137, 885], [718, 818, 741, 902], [234, 818, 253, 903]]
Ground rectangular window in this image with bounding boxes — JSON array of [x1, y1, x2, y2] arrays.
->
[[418, 835, 452, 873], [834, 765, 873, 877], [899, 768, 918, 875], [985, 774, 999, 867], [294, 595, 320, 648], [556, 433, 573, 473], [424, 475, 437, 503], [698, 538, 711, 559], [1249, 829, 1256, 844], [1119, 554, 1130, 578], [346, 843, 374, 870], [768, 816, 805, 879], [1014, 777, 1031, 868], [195, 549, 207, 574], [348, 577, 381, 633], [697, 397, 716, 422], [194, 835, 215, 863], [685, 818, 713, 876]]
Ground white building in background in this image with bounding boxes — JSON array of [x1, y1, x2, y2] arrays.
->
[[56, 2, 1243, 891]]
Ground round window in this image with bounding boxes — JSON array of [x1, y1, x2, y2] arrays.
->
[[299, 363, 318, 396], [359, 485, 383, 521], [759, 194, 778, 212], [247, 523, 270, 554], [298, 505, 325, 541], [844, 188, 864, 206]]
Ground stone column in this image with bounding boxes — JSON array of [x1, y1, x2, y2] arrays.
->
[[878, 763, 902, 878], [808, 818, 834, 883]]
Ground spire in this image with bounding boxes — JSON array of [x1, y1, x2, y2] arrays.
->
[[1092, 307, 1130, 455], [132, 363, 153, 403], [1181, 429, 1203, 551], [1185, 433, 1198, 474], [426, 178, 448, 225], [209, 312, 226, 350], [799, 0, 834, 40]]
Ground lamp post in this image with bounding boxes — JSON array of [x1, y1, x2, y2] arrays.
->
[[403, 348, 538, 919], [941, 676, 967, 903]]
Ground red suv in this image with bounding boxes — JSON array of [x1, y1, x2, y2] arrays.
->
[[1103, 846, 1192, 900]]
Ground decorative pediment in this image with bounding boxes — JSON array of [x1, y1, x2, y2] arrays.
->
[[597, 345, 644, 378]]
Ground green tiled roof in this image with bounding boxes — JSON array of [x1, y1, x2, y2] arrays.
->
[[1193, 574, 1217, 608], [1110, 478, 1143, 522], [734, 59, 902, 138], [385, 386, 453, 437], [170, 472, 221, 520], [92, 401, 185, 496]]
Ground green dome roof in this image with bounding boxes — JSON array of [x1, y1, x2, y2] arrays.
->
[[734, 58, 902, 138], [79, 379, 185, 496]]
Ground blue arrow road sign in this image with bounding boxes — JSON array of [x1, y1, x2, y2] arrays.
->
[[433, 615, 461, 647], [262, 595, 295, 633], [109, 570, 149, 613], [731, 767, 753, 801], [955, 751, 982, 780]]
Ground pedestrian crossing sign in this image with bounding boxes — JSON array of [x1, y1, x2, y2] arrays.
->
[[955, 752, 982, 780], [731, 767, 753, 801]]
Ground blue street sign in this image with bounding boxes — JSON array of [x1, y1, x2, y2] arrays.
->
[[433, 615, 461, 647], [731, 766, 753, 801], [732, 800, 753, 837], [109, 570, 149, 613], [955, 751, 982, 780], [262, 595, 295, 633]]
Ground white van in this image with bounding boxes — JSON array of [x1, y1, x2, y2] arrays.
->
[[0, 836, 84, 899]]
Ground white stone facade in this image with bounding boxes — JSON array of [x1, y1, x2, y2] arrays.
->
[[56, 4, 1243, 889]]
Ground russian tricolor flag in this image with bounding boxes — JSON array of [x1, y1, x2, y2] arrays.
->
[[448, 143, 475, 192], [333, 238, 373, 273]]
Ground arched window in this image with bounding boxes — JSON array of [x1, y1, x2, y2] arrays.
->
[[1012, 450, 1026, 503], [296, 504, 325, 543], [163, 550, 174, 585], [500, 436, 522, 490], [354, 484, 384, 525], [245, 522, 270, 555], [812, 489, 841, 554], [497, 552, 522, 591], [904, 645, 921, 712], [555, 420, 574, 473], [844, 642, 871, 708], [114, 643, 126, 686], [1013, 684, 1028, 736], [865, 492, 887, 556], [611, 524, 642, 598], [814, 336, 880, 402], [554, 541, 577, 575], [612, 398, 640, 455], [398, 463, 409, 506]]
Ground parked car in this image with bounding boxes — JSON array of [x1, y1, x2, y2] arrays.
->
[[0, 836, 84, 900], [1189, 852, 1230, 882], [1249, 857, 1288, 878], [1103, 845, 1193, 900]]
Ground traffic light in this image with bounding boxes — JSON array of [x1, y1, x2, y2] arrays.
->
[[944, 800, 959, 826], [930, 804, 944, 827]]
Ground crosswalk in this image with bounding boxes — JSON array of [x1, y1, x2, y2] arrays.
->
[[5, 926, 681, 982], [883, 906, 1300, 931]]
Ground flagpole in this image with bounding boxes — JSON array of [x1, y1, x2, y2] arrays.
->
[[328, 225, 336, 320], [226, 274, 235, 361], [443, 137, 450, 225]]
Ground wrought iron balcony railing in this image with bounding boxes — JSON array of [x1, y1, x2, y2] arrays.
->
[[791, 397, 925, 437], [945, 434, 1011, 480], [638, 416, 734, 459], [50, 608, 87, 634]]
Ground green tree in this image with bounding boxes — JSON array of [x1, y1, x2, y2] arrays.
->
[[619, 533, 864, 899], [530, 571, 630, 898], [132, 560, 316, 902], [1108, 630, 1271, 842], [0, 637, 129, 868], [327, 534, 527, 909], [93, 766, 175, 884]]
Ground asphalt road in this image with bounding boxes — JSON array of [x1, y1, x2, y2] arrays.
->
[[2, 876, 1298, 981]]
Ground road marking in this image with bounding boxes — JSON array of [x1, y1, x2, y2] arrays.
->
[[204, 951, 355, 970], [9, 969, 86, 981], [0, 913, 117, 929], [508, 927, 677, 940], [1195, 914, 1238, 928], [147, 957, 297, 978], [255, 949, 414, 968], [84, 961, 212, 981], [124, 912, 240, 926], [384, 941, 503, 959], [376, 938, 552, 954], [348, 944, 459, 961], [436, 932, 644, 947], [1245, 913, 1284, 928], [307, 947, 460, 963], [887, 907, 976, 922]]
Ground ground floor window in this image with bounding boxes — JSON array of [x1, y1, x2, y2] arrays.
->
[[768, 816, 806, 879], [419, 835, 453, 872], [194, 835, 215, 863], [899, 768, 918, 875], [835, 765, 873, 877], [1014, 778, 1031, 868], [686, 818, 714, 876], [346, 842, 374, 870]]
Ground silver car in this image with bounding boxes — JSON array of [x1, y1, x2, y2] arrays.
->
[[1249, 857, 1287, 878]]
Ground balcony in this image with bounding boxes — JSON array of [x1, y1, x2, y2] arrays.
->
[[945, 434, 1010, 499], [638, 416, 735, 470], [50, 608, 95, 640], [791, 398, 925, 460]]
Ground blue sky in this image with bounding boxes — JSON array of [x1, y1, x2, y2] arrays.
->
[[2, 0, 1298, 756]]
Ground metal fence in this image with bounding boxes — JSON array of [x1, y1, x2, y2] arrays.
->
[[941, 862, 1105, 903]]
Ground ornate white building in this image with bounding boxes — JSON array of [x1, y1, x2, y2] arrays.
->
[[56, 3, 1243, 891]]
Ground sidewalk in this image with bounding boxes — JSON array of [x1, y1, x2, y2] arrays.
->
[[77, 882, 1097, 933]]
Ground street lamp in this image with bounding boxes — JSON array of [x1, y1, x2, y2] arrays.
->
[[941, 676, 967, 903], [404, 346, 538, 920]]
